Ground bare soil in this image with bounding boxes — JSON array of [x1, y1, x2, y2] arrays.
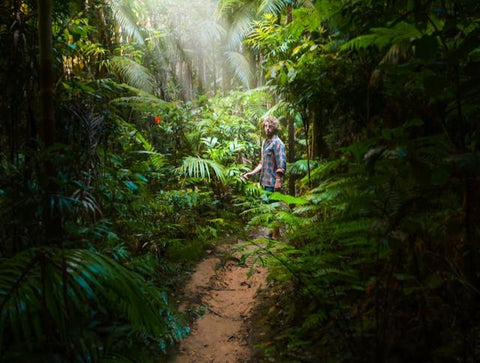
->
[[172, 240, 267, 363]]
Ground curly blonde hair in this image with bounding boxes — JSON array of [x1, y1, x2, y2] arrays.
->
[[261, 115, 281, 133]]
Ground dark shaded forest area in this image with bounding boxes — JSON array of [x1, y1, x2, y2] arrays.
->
[[1, 0, 479, 361]]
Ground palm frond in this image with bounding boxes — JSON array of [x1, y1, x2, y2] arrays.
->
[[108, 0, 145, 44], [225, 1, 257, 49], [288, 159, 320, 177], [217, 0, 245, 15], [177, 156, 226, 182], [258, 0, 289, 15], [225, 51, 253, 88], [111, 56, 156, 94], [0, 248, 187, 358], [71, 187, 103, 217]]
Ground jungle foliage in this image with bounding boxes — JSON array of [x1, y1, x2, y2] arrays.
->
[[236, 0, 480, 361], [1, 0, 266, 359], [1, 0, 479, 362]]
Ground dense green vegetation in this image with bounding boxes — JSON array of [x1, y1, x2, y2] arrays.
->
[[1, 0, 479, 361]]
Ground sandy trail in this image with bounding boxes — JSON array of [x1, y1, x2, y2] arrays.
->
[[173, 241, 267, 363]]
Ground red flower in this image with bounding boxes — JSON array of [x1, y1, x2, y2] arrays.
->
[[154, 115, 161, 124]]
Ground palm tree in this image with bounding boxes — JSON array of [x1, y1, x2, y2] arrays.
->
[[218, 0, 313, 87], [108, 0, 239, 98]]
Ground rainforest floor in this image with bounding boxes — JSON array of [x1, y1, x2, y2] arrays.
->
[[170, 229, 270, 363]]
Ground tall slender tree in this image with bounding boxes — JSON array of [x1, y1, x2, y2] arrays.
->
[[37, 0, 58, 243]]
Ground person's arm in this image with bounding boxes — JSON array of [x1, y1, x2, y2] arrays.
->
[[243, 162, 262, 179], [243, 140, 264, 179], [274, 139, 286, 190]]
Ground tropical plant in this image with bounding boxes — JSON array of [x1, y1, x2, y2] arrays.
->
[[0, 247, 188, 361], [239, 0, 480, 361]]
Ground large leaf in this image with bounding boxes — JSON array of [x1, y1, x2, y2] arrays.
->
[[177, 156, 226, 182], [269, 191, 308, 205], [0, 248, 187, 359], [110, 56, 156, 94]]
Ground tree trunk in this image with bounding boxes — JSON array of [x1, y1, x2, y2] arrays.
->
[[248, 50, 257, 89], [38, 0, 58, 244], [312, 105, 328, 158], [38, 0, 55, 147], [222, 59, 230, 95], [198, 55, 205, 94], [212, 43, 217, 94], [312, 109, 321, 158], [178, 60, 184, 100], [287, 113, 295, 196], [185, 59, 193, 100], [286, 4, 295, 195], [258, 53, 264, 87], [303, 110, 312, 188]]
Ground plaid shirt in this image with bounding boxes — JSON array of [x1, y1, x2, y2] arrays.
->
[[259, 135, 286, 188]]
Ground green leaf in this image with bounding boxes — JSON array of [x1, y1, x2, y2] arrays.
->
[[124, 181, 138, 191], [177, 156, 226, 182], [134, 173, 148, 183], [269, 192, 307, 205]]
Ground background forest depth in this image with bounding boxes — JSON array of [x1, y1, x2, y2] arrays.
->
[[1, 0, 479, 362]]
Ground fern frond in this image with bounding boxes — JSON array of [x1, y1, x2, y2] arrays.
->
[[341, 22, 423, 51], [313, 0, 342, 20], [332, 219, 375, 239], [307, 159, 344, 183], [115, 117, 165, 171], [269, 192, 308, 205]]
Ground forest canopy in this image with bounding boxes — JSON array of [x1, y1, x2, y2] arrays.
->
[[1, 0, 479, 361]]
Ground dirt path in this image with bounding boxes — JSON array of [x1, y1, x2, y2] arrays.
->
[[173, 240, 267, 363]]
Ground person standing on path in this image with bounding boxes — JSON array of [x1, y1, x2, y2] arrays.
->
[[243, 115, 286, 239]]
